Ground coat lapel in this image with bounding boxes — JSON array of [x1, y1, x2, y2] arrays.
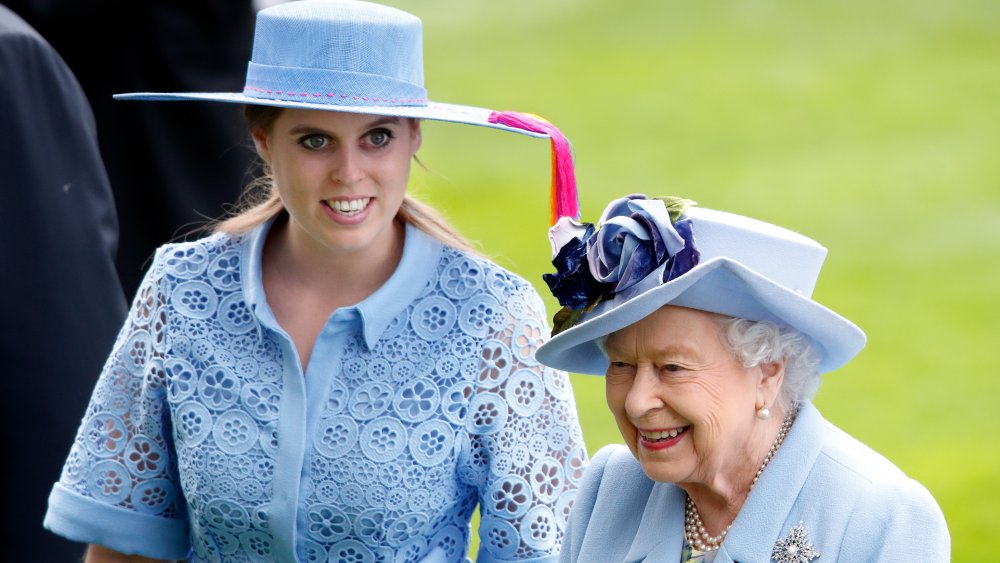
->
[[719, 402, 825, 563], [621, 482, 685, 562]]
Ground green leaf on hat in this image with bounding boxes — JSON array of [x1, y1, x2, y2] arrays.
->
[[551, 307, 581, 337], [652, 196, 698, 223]]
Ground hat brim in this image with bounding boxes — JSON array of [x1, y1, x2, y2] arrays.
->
[[112, 92, 549, 139], [535, 257, 866, 376]]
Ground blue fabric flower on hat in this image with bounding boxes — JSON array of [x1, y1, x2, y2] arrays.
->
[[543, 194, 700, 335], [664, 215, 699, 284], [587, 195, 693, 293], [543, 220, 604, 310]]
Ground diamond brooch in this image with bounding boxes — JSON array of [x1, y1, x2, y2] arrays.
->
[[771, 521, 820, 563]]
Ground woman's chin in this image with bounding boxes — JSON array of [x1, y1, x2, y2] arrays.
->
[[635, 448, 690, 484], [637, 459, 686, 483]]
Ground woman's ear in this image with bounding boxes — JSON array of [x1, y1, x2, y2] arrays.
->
[[250, 127, 271, 163], [757, 359, 786, 411]]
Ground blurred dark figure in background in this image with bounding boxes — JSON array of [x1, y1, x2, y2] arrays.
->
[[6, 0, 256, 298], [0, 5, 128, 559]]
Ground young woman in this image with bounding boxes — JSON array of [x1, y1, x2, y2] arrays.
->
[[44, 2, 586, 562]]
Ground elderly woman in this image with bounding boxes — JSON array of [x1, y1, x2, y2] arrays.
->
[[536, 195, 949, 562]]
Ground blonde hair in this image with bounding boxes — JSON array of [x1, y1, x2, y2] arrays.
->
[[213, 106, 475, 254]]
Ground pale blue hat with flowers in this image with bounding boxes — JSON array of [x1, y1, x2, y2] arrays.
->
[[535, 195, 866, 375], [115, 0, 581, 224]]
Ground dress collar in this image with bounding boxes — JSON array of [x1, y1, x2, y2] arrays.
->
[[355, 223, 442, 347], [240, 219, 443, 348], [241, 220, 272, 327]]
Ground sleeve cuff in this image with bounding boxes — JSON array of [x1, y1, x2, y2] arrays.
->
[[44, 482, 190, 560]]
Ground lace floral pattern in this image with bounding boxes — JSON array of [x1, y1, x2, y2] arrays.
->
[[53, 225, 587, 562]]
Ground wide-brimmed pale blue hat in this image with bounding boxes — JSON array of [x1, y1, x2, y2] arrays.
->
[[117, 0, 527, 134], [535, 195, 866, 375], [115, 0, 581, 223]]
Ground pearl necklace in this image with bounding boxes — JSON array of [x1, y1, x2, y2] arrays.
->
[[683, 408, 797, 553]]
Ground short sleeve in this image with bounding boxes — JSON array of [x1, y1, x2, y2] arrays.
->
[[44, 248, 190, 559], [463, 278, 588, 562]]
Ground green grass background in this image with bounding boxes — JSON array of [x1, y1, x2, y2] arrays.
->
[[385, 1, 998, 559]]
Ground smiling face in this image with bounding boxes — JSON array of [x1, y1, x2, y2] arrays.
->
[[251, 108, 421, 261], [604, 305, 779, 486]]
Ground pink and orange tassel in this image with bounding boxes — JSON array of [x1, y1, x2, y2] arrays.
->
[[488, 111, 580, 226]]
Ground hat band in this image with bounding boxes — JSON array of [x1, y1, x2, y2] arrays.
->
[[244, 62, 429, 107]]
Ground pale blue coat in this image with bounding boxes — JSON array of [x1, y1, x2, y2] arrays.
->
[[562, 403, 949, 562]]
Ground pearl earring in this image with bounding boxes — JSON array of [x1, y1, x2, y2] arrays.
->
[[756, 406, 771, 420]]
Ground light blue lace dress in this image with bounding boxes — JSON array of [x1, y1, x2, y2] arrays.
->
[[45, 221, 587, 563]]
